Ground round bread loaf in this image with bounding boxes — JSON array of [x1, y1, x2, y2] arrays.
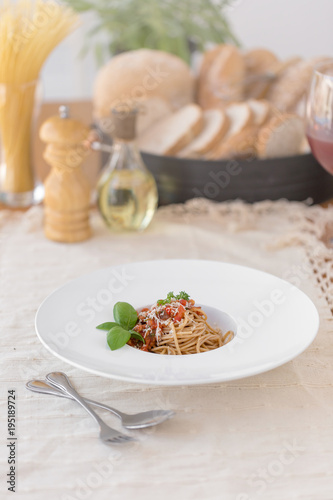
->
[[93, 49, 195, 120]]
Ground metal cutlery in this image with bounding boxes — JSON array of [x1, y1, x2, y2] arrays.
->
[[40, 372, 135, 445], [26, 376, 175, 430]]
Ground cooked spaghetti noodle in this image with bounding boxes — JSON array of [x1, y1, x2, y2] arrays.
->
[[129, 293, 234, 355]]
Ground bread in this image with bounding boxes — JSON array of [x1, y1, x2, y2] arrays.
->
[[210, 125, 259, 160], [224, 102, 253, 137], [137, 104, 203, 156], [266, 57, 328, 112], [269, 56, 302, 77], [136, 97, 172, 135], [196, 45, 224, 103], [247, 99, 271, 125], [244, 56, 303, 102], [244, 48, 279, 98], [245, 48, 278, 72], [197, 44, 245, 109], [177, 109, 229, 157], [256, 114, 304, 158], [93, 49, 195, 120], [299, 136, 311, 154], [207, 102, 253, 159]]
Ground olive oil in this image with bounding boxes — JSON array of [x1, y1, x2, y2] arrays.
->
[[98, 163, 158, 231], [96, 108, 158, 231]]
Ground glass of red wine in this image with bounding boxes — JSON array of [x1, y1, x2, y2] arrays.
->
[[307, 59, 333, 174]]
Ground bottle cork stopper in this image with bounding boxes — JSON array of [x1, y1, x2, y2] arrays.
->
[[111, 107, 137, 141]]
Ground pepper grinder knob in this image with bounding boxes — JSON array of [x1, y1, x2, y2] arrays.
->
[[59, 105, 69, 119]]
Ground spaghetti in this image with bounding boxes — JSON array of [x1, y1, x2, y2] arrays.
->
[[129, 292, 234, 355]]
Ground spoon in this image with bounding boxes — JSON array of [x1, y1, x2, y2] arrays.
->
[[26, 378, 175, 429]]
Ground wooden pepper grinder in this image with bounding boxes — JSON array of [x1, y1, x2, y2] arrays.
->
[[40, 106, 92, 242]]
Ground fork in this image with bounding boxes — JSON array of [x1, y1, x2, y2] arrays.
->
[[45, 372, 135, 445], [26, 379, 175, 429]]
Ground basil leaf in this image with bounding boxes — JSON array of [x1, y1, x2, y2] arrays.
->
[[113, 302, 138, 330], [96, 321, 119, 331], [107, 326, 131, 351], [130, 331, 145, 343]]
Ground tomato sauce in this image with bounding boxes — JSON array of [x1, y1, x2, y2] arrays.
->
[[128, 298, 199, 352]]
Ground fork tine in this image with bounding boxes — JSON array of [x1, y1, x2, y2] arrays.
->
[[106, 437, 127, 444], [104, 434, 135, 444], [118, 436, 134, 442], [118, 435, 134, 442]]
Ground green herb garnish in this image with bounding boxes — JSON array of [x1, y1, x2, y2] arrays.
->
[[107, 326, 131, 351], [129, 330, 145, 343], [96, 301, 145, 351], [177, 291, 190, 301], [96, 321, 119, 331], [113, 301, 138, 330], [157, 291, 190, 305]]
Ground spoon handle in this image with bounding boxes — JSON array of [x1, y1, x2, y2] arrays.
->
[[46, 372, 108, 428], [26, 379, 123, 419]]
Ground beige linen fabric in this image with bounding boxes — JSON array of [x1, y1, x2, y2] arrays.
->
[[0, 199, 332, 500]]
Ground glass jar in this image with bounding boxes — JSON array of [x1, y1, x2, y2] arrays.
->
[[0, 79, 44, 207]]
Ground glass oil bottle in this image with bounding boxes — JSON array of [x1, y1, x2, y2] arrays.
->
[[96, 108, 158, 231]]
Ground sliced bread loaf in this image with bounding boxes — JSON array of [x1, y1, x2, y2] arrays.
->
[[247, 99, 271, 126], [137, 103, 203, 156], [207, 102, 253, 159], [224, 102, 253, 137], [211, 125, 259, 160], [177, 109, 229, 157]]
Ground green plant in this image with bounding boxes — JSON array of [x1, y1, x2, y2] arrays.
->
[[65, 0, 239, 64]]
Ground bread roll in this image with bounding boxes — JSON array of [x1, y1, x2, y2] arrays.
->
[[244, 48, 279, 99], [93, 49, 195, 120], [196, 45, 227, 106], [266, 57, 328, 112], [197, 44, 245, 109]]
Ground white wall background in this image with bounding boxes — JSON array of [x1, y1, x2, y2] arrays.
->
[[41, 0, 333, 101]]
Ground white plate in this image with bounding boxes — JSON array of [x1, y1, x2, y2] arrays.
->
[[35, 259, 319, 386]]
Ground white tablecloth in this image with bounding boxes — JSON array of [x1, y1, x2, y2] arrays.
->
[[1, 199, 333, 500]]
